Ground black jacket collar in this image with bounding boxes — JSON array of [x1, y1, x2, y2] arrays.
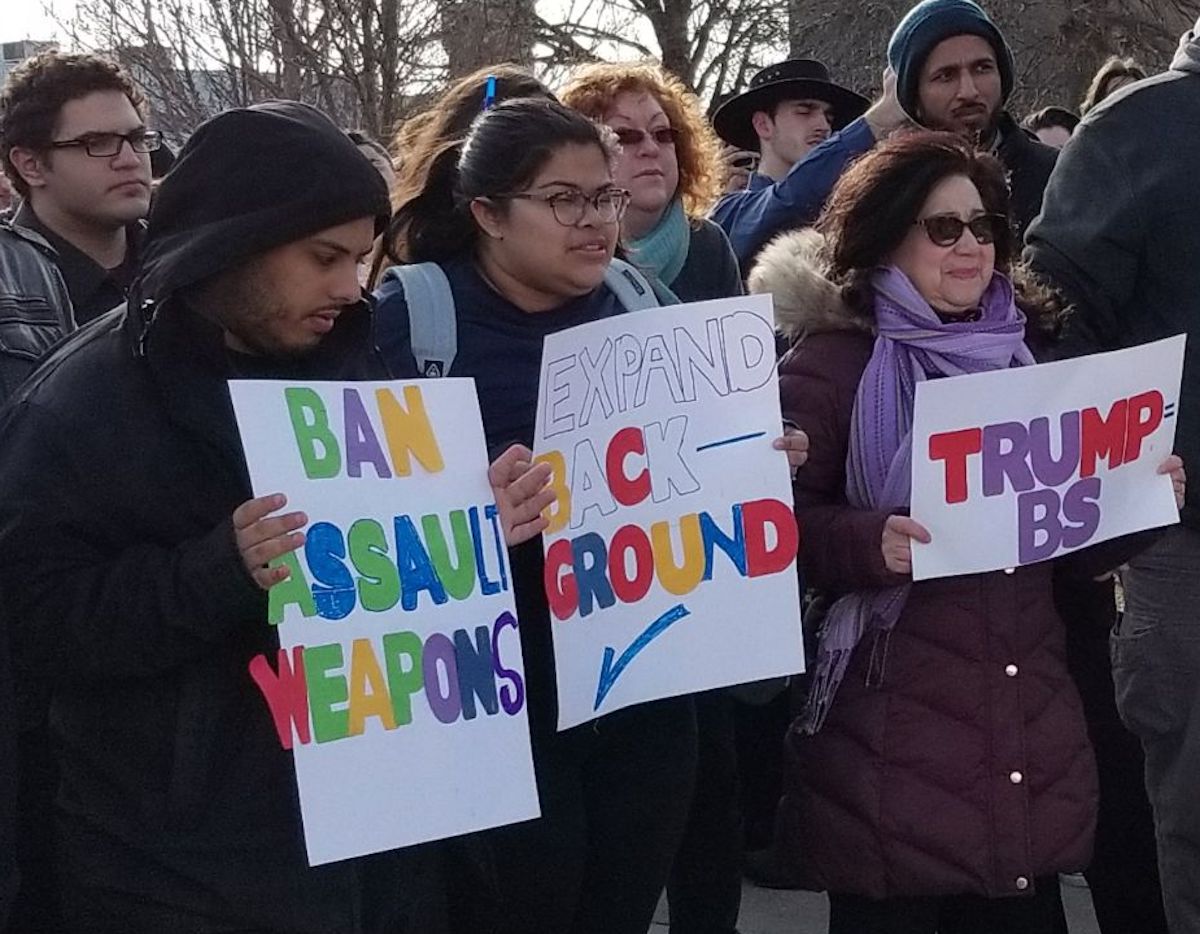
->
[[14, 202, 144, 324], [125, 292, 388, 463]]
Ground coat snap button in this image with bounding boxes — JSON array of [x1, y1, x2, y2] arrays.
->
[[1005, 664, 1018, 677], [1016, 876, 1029, 890], [1010, 770, 1024, 784], [1004, 567, 1016, 575]]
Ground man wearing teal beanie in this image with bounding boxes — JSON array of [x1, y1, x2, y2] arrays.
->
[[887, 0, 1014, 132], [885, 0, 1055, 236]]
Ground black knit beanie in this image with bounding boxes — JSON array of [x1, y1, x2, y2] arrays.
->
[[138, 100, 391, 301]]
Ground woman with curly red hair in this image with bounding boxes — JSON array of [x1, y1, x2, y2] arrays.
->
[[561, 62, 742, 303]]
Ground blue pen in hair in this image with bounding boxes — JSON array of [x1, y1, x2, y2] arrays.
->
[[483, 76, 497, 111]]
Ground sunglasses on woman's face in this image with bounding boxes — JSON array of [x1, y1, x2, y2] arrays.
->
[[612, 126, 679, 147], [916, 213, 1007, 247]]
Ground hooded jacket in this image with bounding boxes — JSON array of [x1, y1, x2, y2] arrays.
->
[[756, 230, 1099, 900], [1027, 22, 1200, 529], [0, 103, 436, 932]]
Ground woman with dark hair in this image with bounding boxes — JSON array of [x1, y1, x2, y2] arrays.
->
[[747, 131, 1185, 933], [374, 97, 805, 934], [367, 64, 552, 285], [1081, 56, 1148, 114]]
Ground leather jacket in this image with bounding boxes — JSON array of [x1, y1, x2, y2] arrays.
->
[[0, 220, 75, 408]]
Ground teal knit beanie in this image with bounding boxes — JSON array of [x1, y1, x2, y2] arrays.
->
[[887, 0, 1015, 120]]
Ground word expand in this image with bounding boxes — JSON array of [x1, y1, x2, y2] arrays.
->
[[541, 311, 777, 440], [928, 390, 1164, 562]]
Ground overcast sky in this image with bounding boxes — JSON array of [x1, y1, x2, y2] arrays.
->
[[4, 0, 72, 42]]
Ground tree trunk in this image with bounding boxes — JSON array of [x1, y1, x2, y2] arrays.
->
[[440, 0, 536, 78]]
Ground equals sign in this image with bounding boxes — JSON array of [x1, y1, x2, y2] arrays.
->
[[1165, 403, 1177, 419]]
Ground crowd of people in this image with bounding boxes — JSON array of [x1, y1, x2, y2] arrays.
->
[[0, 0, 1197, 931]]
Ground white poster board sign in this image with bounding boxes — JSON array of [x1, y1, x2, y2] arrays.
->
[[911, 335, 1185, 581], [533, 294, 805, 731], [230, 378, 539, 865]]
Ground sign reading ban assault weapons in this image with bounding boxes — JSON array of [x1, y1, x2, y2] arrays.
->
[[231, 378, 539, 866]]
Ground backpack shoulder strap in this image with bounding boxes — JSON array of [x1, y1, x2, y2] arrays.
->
[[604, 258, 664, 312], [391, 262, 457, 378]]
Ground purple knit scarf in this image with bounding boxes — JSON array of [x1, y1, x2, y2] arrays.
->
[[799, 266, 1036, 734]]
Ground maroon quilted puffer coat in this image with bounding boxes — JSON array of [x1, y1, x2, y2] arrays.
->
[[753, 230, 1100, 900]]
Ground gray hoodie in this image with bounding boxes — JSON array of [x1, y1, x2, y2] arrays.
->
[[1025, 18, 1200, 527]]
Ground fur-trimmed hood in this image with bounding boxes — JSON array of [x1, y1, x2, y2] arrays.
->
[[746, 228, 874, 343]]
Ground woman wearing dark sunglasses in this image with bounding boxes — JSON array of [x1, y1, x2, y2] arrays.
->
[[561, 62, 742, 303], [747, 131, 1185, 933]]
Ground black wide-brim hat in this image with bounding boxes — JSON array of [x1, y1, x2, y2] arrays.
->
[[713, 59, 870, 152]]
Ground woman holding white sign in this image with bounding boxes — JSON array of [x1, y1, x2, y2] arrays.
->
[[373, 98, 697, 934], [751, 132, 1185, 933]]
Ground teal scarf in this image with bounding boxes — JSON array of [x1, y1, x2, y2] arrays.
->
[[628, 197, 690, 288]]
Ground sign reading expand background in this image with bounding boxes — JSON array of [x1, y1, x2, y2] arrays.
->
[[911, 336, 1185, 581], [230, 379, 539, 866], [534, 295, 805, 731]]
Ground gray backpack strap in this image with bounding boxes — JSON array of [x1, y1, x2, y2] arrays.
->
[[392, 263, 457, 378], [605, 258, 663, 312]]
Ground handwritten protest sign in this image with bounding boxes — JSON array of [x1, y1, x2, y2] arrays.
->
[[230, 379, 539, 866], [533, 294, 805, 731], [911, 335, 1185, 581]]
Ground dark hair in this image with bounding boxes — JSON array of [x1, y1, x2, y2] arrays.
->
[[0, 51, 145, 197], [1081, 56, 1147, 114], [369, 64, 551, 283], [820, 131, 1012, 273], [389, 64, 550, 166], [1023, 105, 1079, 134], [817, 130, 1057, 337], [386, 98, 617, 264]]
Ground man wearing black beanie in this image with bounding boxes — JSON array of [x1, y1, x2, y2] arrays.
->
[[0, 100, 443, 932]]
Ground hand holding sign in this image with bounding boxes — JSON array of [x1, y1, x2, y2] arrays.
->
[[882, 515, 932, 576], [1160, 454, 1186, 509], [489, 443, 556, 547], [234, 493, 308, 589], [773, 425, 810, 476]]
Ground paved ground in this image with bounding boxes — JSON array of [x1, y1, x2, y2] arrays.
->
[[651, 876, 1101, 933]]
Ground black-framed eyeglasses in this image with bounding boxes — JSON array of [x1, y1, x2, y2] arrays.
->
[[494, 187, 631, 226], [612, 126, 678, 148], [916, 212, 1007, 247], [49, 129, 162, 158]]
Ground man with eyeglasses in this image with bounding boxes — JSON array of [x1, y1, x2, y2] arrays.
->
[[0, 51, 155, 333], [0, 50, 158, 933]]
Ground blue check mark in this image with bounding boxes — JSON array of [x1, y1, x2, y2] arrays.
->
[[593, 603, 691, 711]]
